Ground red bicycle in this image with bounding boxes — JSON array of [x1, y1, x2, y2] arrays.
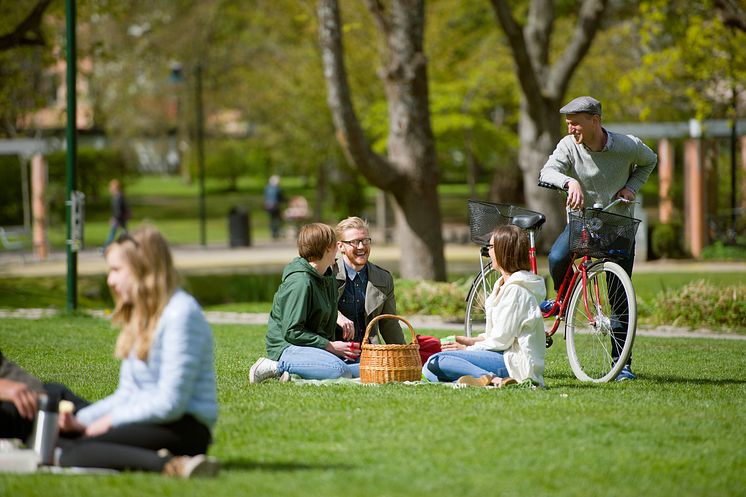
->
[[464, 185, 641, 382]]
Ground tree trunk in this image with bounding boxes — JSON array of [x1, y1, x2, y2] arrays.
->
[[318, 0, 446, 280], [490, 0, 608, 249], [517, 97, 565, 247]]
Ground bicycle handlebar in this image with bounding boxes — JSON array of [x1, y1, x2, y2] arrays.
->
[[600, 197, 638, 212], [538, 180, 638, 212], [537, 180, 566, 192]]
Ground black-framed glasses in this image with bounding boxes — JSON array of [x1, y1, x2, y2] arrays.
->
[[486, 244, 494, 249], [341, 238, 372, 247]]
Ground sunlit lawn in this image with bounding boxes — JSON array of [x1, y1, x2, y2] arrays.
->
[[0, 316, 744, 497]]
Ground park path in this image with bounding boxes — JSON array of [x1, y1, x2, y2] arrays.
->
[[2, 240, 746, 277]]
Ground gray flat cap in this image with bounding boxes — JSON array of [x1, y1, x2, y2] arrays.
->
[[559, 96, 602, 115]]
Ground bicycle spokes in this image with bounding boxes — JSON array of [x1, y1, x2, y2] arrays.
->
[[566, 262, 637, 382], [464, 264, 500, 337]]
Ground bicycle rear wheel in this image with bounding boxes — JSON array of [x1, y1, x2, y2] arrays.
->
[[565, 261, 636, 382], [464, 264, 500, 337]]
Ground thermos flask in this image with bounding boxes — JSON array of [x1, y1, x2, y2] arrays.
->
[[29, 392, 60, 466]]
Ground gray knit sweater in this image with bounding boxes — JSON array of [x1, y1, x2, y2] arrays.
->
[[539, 130, 657, 216]]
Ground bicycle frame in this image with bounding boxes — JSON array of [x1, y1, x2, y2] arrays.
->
[[525, 229, 593, 341], [462, 187, 639, 380], [466, 192, 637, 348], [529, 182, 638, 345]]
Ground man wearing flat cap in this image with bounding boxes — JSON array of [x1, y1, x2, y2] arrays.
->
[[538, 96, 657, 381]]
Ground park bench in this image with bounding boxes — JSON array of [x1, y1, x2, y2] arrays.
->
[[0, 226, 30, 261]]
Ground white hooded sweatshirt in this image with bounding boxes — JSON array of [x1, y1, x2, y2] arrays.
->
[[468, 270, 547, 386]]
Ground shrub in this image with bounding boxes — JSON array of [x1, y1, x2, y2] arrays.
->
[[644, 280, 746, 332], [651, 222, 683, 259], [0, 155, 23, 225], [394, 278, 471, 321], [700, 240, 746, 261], [184, 273, 282, 306]]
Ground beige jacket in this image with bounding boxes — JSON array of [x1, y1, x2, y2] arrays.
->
[[334, 259, 406, 344]]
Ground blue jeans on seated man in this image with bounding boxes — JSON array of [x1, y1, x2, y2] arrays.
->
[[278, 345, 360, 380], [548, 224, 636, 366], [422, 349, 508, 383]]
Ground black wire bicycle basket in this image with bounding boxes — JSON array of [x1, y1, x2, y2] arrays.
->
[[569, 209, 641, 260], [467, 200, 543, 246]]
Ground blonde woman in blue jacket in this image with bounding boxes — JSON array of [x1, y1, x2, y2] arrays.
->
[[422, 224, 547, 387], [57, 227, 218, 478]]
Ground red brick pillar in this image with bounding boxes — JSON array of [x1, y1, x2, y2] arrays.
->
[[658, 138, 674, 224], [31, 153, 48, 260], [684, 138, 705, 257]]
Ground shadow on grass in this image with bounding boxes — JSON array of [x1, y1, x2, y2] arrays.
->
[[544, 371, 612, 388], [221, 457, 355, 473], [638, 373, 746, 385], [550, 370, 746, 386]]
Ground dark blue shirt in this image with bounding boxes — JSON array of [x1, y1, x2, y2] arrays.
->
[[263, 184, 283, 211], [338, 262, 368, 343]]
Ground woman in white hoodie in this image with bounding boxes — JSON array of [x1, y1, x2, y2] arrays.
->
[[422, 224, 547, 387]]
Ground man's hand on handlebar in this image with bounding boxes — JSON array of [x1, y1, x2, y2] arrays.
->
[[539, 179, 637, 212], [615, 186, 636, 202], [537, 178, 583, 210], [566, 179, 584, 211]]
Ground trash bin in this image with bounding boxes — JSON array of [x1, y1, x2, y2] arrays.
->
[[228, 207, 251, 247]]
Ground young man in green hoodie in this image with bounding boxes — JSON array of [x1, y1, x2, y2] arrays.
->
[[249, 223, 361, 383]]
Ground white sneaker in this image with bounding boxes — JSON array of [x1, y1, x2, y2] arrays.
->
[[249, 357, 279, 384]]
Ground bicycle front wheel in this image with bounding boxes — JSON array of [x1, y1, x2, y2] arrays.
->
[[565, 261, 637, 382], [464, 264, 500, 337]]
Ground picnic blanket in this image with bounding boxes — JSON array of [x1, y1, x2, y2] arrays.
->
[[287, 376, 537, 389]]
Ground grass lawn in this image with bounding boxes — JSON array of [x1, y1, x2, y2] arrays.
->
[[7, 175, 499, 250], [1, 316, 745, 496]]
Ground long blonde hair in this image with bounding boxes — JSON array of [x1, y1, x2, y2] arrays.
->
[[108, 226, 180, 360]]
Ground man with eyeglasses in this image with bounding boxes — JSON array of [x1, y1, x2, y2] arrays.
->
[[334, 217, 406, 346]]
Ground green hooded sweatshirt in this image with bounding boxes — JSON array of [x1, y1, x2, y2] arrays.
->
[[265, 256, 338, 360]]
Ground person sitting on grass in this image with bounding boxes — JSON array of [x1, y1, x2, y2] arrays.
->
[[56, 226, 219, 478], [249, 223, 360, 383], [333, 216, 405, 347], [422, 224, 547, 388], [0, 350, 88, 441]]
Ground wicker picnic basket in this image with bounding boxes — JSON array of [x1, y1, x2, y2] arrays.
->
[[359, 314, 421, 384]]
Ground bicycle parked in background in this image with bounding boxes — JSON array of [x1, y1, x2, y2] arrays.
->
[[464, 183, 641, 382]]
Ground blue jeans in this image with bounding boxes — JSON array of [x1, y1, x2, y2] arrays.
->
[[103, 221, 127, 248], [548, 224, 635, 365], [278, 345, 360, 380], [267, 209, 281, 239], [547, 224, 635, 291], [421, 350, 508, 383]]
